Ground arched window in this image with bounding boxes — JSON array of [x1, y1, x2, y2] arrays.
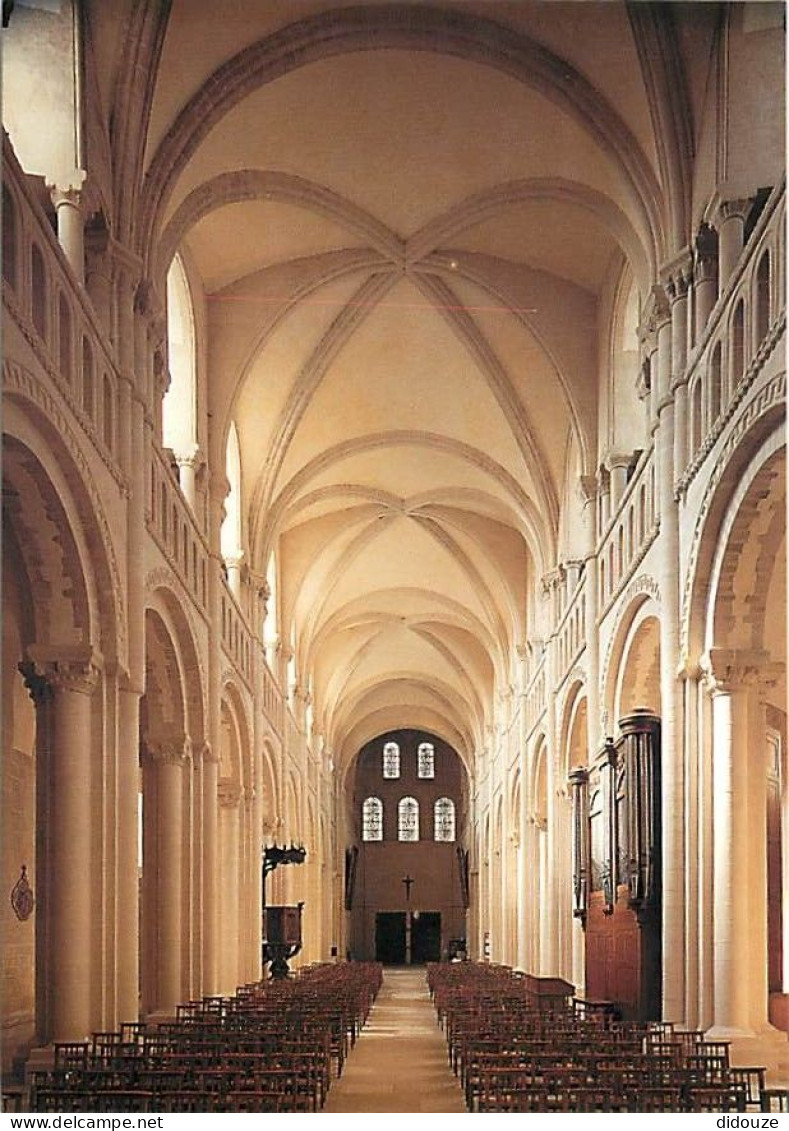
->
[[383, 741, 400, 779], [417, 741, 435, 779], [731, 299, 745, 389], [756, 250, 771, 344], [220, 420, 242, 564], [362, 797, 383, 841], [691, 378, 703, 453], [434, 797, 455, 842], [398, 797, 419, 841], [709, 341, 722, 423], [163, 254, 197, 464], [103, 374, 114, 453], [58, 292, 72, 384], [31, 243, 47, 339], [3, 186, 17, 289], [81, 336, 94, 417]]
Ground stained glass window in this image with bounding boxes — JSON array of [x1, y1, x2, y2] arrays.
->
[[434, 797, 455, 842], [398, 796, 419, 841], [383, 741, 400, 779], [417, 741, 435, 779], [362, 797, 383, 841]]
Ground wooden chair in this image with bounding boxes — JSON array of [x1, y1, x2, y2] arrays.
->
[[685, 1085, 745, 1113], [730, 1066, 767, 1110], [761, 1087, 789, 1112]]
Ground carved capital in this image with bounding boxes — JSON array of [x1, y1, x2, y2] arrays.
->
[[649, 283, 671, 330], [540, 568, 562, 596], [694, 222, 718, 279], [578, 475, 597, 505], [142, 734, 191, 767], [660, 248, 693, 302], [23, 647, 101, 697], [18, 661, 53, 706], [200, 740, 220, 765], [700, 648, 771, 694], [605, 451, 632, 473], [174, 445, 203, 472], [48, 169, 87, 211], [717, 196, 753, 225]]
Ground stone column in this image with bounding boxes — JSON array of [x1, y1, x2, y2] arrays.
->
[[225, 553, 244, 602], [702, 649, 775, 1036], [205, 477, 227, 989], [705, 665, 752, 1034], [180, 741, 197, 1001], [537, 819, 550, 972], [651, 281, 686, 1024], [251, 755, 263, 979], [175, 449, 201, 513], [607, 454, 631, 512], [24, 653, 99, 1041], [516, 646, 530, 971], [693, 224, 718, 344], [218, 781, 242, 993], [116, 686, 141, 1023], [242, 786, 259, 980], [717, 198, 752, 292], [201, 742, 219, 994], [143, 738, 188, 1015], [49, 174, 86, 284], [697, 680, 715, 1030], [665, 256, 692, 479]]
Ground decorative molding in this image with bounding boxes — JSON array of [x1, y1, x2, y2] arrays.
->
[[600, 573, 661, 717], [3, 297, 128, 493], [676, 317, 786, 498], [145, 567, 209, 729], [680, 369, 786, 656], [3, 358, 128, 662], [598, 523, 660, 622], [142, 734, 192, 767]]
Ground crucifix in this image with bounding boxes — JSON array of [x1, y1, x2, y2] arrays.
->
[[402, 874, 414, 902]]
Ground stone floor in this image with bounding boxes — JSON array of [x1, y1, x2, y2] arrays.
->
[[323, 966, 467, 1113]]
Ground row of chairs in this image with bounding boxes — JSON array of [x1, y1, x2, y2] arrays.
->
[[427, 962, 789, 1113], [30, 961, 382, 1112]]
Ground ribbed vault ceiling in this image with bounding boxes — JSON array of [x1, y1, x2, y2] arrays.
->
[[133, 0, 684, 772]]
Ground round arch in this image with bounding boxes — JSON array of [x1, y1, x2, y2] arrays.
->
[[614, 605, 662, 721], [145, 585, 206, 746]]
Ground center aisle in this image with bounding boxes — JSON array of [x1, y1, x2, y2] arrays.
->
[[323, 967, 467, 1113]]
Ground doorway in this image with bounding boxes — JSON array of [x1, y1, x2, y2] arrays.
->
[[376, 912, 407, 963], [411, 911, 441, 963]]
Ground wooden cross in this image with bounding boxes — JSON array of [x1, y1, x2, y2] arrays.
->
[[402, 874, 414, 902]]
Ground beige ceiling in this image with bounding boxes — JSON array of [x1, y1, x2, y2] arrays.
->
[[137, 0, 671, 772]]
